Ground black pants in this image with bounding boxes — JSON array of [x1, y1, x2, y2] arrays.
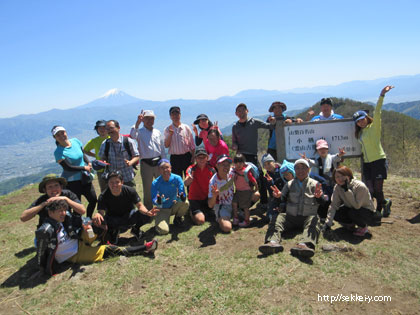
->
[[243, 154, 268, 204], [67, 180, 97, 218], [104, 209, 151, 233], [334, 206, 374, 228], [170, 152, 192, 178]]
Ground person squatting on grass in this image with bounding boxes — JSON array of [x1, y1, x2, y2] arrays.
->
[[299, 139, 346, 219], [208, 155, 235, 233], [92, 171, 159, 244], [36, 199, 157, 276], [184, 147, 216, 225], [322, 166, 376, 237], [21, 174, 85, 228], [259, 159, 326, 258], [52, 125, 97, 218], [231, 153, 260, 228], [261, 154, 290, 222], [353, 85, 394, 219], [151, 159, 189, 235]]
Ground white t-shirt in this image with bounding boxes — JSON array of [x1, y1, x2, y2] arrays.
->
[[208, 171, 234, 205], [55, 223, 78, 263]]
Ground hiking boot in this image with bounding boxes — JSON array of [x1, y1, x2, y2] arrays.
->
[[258, 241, 284, 255], [238, 219, 251, 228], [130, 226, 144, 242], [341, 223, 356, 232], [173, 216, 186, 227], [290, 243, 315, 258], [108, 230, 119, 245], [145, 239, 158, 255], [353, 226, 369, 237], [232, 217, 240, 226], [382, 199, 392, 218]]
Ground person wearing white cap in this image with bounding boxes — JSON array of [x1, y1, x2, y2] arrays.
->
[[51, 125, 97, 218], [259, 159, 326, 258], [130, 110, 166, 209]]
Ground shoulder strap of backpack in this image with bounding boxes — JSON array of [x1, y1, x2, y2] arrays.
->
[[123, 136, 133, 160]]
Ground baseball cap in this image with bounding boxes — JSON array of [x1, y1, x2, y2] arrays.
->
[[316, 139, 329, 150], [235, 103, 247, 111], [216, 154, 232, 164], [94, 120, 107, 130], [195, 147, 208, 156], [169, 106, 181, 114], [353, 110, 367, 122]]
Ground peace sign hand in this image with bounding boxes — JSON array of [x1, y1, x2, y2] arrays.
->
[[211, 184, 219, 196], [338, 147, 346, 157], [314, 183, 323, 198], [270, 185, 282, 198]]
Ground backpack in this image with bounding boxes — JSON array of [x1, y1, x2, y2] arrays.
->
[[243, 162, 259, 184], [104, 136, 138, 169]]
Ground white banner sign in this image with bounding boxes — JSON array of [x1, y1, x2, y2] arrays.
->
[[284, 119, 362, 160]]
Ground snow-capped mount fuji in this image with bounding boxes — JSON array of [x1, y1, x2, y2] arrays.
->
[[77, 88, 141, 109]]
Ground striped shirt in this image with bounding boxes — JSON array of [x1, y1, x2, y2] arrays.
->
[[164, 123, 195, 155]]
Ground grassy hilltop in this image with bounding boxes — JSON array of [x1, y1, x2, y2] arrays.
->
[[1, 173, 420, 314]]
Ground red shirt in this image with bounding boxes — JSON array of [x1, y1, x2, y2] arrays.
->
[[187, 164, 215, 200]]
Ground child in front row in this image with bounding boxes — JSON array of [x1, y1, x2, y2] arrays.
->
[[232, 154, 260, 227]]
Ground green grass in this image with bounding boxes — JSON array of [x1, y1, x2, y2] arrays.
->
[[1, 174, 419, 314]]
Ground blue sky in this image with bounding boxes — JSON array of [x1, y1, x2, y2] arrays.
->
[[1, 0, 419, 117]]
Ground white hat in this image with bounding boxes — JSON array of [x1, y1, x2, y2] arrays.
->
[[51, 126, 66, 136], [143, 110, 155, 117], [294, 159, 310, 168]]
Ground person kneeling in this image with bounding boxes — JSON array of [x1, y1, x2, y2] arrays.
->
[[208, 155, 235, 233], [151, 159, 189, 235], [323, 166, 375, 237], [259, 159, 326, 258], [184, 147, 216, 225], [36, 199, 157, 276], [93, 171, 159, 244]]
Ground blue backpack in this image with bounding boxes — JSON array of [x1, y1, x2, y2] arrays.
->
[[243, 162, 259, 184]]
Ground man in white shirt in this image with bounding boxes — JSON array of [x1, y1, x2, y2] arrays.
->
[[130, 110, 166, 209]]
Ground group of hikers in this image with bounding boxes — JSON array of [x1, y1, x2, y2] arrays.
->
[[20, 85, 394, 275]]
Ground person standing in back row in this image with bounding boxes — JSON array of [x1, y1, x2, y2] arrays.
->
[[164, 106, 195, 178], [232, 103, 275, 209], [130, 110, 166, 209], [352, 85, 394, 219], [99, 120, 139, 187]]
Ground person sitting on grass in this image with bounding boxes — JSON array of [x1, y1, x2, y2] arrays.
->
[[36, 199, 158, 276], [322, 166, 375, 237], [92, 171, 159, 244], [261, 154, 288, 222], [232, 153, 260, 227], [208, 155, 235, 233], [151, 159, 189, 235], [184, 147, 216, 225], [21, 174, 86, 229], [258, 159, 326, 258]]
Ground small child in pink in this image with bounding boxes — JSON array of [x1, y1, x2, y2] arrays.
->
[[232, 153, 260, 227]]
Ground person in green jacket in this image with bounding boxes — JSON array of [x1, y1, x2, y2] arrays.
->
[[352, 85, 393, 219]]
